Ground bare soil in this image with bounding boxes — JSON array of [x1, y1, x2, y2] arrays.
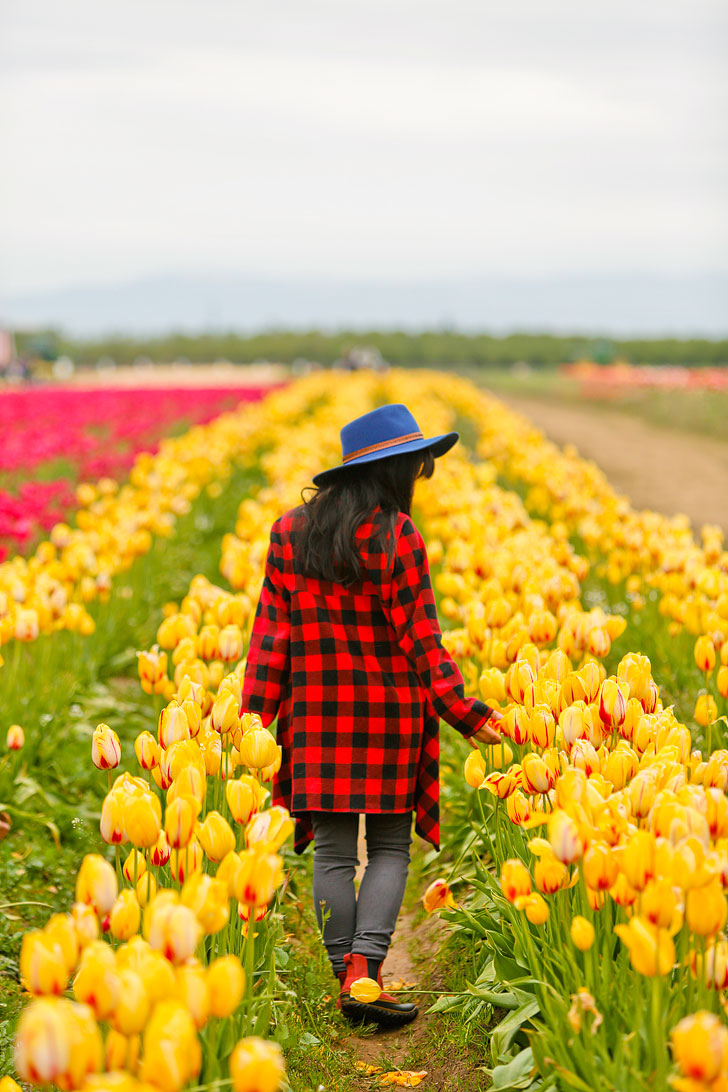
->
[[494, 393, 728, 534], [343, 825, 484, 1090]]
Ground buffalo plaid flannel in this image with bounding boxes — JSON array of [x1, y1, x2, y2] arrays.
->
[[242, 507, 493, 853]]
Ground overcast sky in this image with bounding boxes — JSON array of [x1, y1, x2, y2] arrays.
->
[[1, 0, 726, 296]]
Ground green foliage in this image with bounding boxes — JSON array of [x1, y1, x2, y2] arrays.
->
[[14, 328, 728, 368]]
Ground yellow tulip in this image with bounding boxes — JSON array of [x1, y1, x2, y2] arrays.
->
[[229, 1036, 286, 1092], [122, 847, 147, 885], [686, 880, 727, 937], [226, 774, 268, 824], [238, 727, 279, 770], [245, 806, 295, 853], [500, 859, 532, 903], [582, 843, 617, 892], [109, 889, 141, 941], [211, 689, 240, 736], [234, 848, 284, 908], [549, 811, 584, 864], [176, 961, 211, 1029], [151, 830, 172, 867], [570, 916, 595, 951], [165, 795, 198, 849], [124, 794, 161, 849], [112, 967, 150, 1035], [694, 635, 717, 673], [620, 830, 656, 892], [533, 852, 568, 894], [91, 723, 121, 770], [73, 942, 121, 1020], [76, 854, 118, 915], [158, 702, 191, 749], [219, 624, 244, 662], [145, 899, 202, 964], [598, 679, 628, 730], [6, 724, 24, 750], [464, 749, 486, 788], [198, 810, 236, 863], [613, 917, 675, 976], [169, 838, 204, 883], [641, 878, 680, 930], [43, 914, 79, 975], [695, 693, 718, 727], [514, 892, 549, 925], [71, 901, 99, 947], [670, 1011, 728, 1082], [20, 931, 70, 996], [139, 1000, 202, 1092], [134, 730, 160, 770], [207, 954, 246, 1017], [181, 873, 230, 934], [521, 753, 554, 795], [422, 878, 457, 913], [14, 996, 102, 1089]]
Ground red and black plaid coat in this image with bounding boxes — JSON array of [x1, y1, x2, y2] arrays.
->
[[242, 507, 493, 853]]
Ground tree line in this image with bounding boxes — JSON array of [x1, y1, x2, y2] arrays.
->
[[15, 329, 728, 368]]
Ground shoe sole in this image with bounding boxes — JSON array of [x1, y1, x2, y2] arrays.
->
[[340, 998, 418, 1028]]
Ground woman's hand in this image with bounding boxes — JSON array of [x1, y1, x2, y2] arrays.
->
[[469, 709, 504, 747]]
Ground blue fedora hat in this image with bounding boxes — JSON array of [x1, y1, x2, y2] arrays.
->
[[312, 403, 459, 487]]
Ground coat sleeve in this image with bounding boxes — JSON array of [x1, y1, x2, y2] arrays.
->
[[242, 520, 291, 728], [382, 516, 493, 739]]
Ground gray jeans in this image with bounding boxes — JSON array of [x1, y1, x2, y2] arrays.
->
[[310, 811, 412, 975]]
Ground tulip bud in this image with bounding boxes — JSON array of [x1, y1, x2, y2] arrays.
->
[[464, 750, 486, 789], [92, 724, 121, 770], [145, 900, 202, 964], [125, 794, 162, 849], [521, 753, 554, 795], [109, 889, 141, 941], [671, 1011, 728, 1082], [73, 943, 120, 1019], [238, 727, 279, 770], [695, 693, 718, 728], [549, 812, 584, 864], [165, 795, 199, 849], [138, 647, 168, 695], [135, 730, 160, 770], [151, 830, 172, 867], [176, 961, 211, 1029], [598, 679, 628, 730], [245, 806, 295, 853], [694, 635, 717, 673], [613, 917, 674, 976], [211, 690, 240, 736], [113, 968, 150, 1035], [686, 880, 727, 937], [169, 838, 203, 884], [139, 1001, 201, 1090], [20, 931, 70, 996], [76, 854, 118, 915], [158, 703, 191, 749], [234, 848, 284, 907], [181, 873, 230, 934], [207, 954, 245, 1018], [14, 996, 102, 1089], [122, 848, 147, 885], [500, 859, 532, 903], [229, 1036, 286, 1092], [570, 916, 595, 951], [533, 853, 567, 895], [7, 724, 24, 750], [422, 878, 457, 913], [198, 811, 236, 863], [226, 775, 267, 824]]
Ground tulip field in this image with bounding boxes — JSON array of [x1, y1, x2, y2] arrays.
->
[[1, 369, 728, 1092]]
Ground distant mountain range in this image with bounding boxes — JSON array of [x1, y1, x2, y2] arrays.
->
[[1, 272, 726, 337]]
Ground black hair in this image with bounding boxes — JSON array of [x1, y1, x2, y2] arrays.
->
[[298, 449, 435, 585]]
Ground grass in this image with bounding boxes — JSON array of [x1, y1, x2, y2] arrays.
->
[[471, 366, 728, 441]]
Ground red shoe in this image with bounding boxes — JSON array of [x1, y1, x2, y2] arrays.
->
[[340, 953, 418, 1028], [334, 967, 346, 1010]]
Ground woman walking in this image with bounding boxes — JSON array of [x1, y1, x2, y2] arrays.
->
[[242, 403, 502, 1027]]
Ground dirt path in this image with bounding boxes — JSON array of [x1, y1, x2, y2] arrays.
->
[[343, 825, 466, 1090], [494, 393, 728, 534]]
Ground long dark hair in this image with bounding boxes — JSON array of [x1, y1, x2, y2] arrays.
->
[[298, 449, 435, 585]]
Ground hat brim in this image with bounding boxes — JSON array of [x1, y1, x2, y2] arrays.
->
[[312, 431, 459, 487]]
